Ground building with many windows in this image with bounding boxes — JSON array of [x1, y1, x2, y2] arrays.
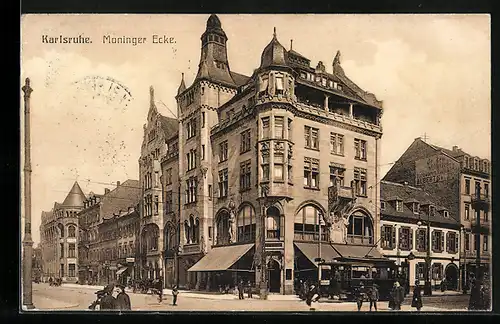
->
[[138, 87, 179, 283], [77, 180, 141, 285], [173, 15, 385, 295], [39, 182, 86, 282], [380, 180, 461, 292], [383, 138, 491, 288]]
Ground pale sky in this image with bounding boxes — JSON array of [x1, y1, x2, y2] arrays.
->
[[20, 14, 491, 245]]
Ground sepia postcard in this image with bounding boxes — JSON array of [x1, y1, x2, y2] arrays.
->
[[20, 14, 491, 312]]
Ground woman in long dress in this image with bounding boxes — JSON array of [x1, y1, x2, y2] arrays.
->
[[411, 280, 423, 311]]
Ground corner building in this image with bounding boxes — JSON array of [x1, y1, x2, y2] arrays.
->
[[178, 15, 384, 295], [39, 182, 86, 282]]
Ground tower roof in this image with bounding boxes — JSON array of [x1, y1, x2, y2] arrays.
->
[[177, 73, 186, 95], [61, 181, 86, 207], [260, 28, 288, 69], [205, 14, 226, 37]]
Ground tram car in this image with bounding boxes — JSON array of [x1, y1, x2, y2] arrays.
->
[[318, 259, 398, 301]]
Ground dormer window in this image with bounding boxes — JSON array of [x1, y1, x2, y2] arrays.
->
[[443, 211, 449, 218], [429, 205, 435, 216], [413, 203, 420, 214], [483, 161, 489, 173], [380, 201, 386, 210], [464, 156, 470, 168], [395, 200, 403, 212], [474, 158, 479, 170]]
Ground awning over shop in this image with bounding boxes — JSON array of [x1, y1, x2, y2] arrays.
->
[[331, 243, 385, 260], [188, 243, 254, 272], [294, 242, 341, 266], [116, 267, 128, 276]]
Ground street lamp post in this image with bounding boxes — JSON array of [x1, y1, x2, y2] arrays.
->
[[22, 78, 35, 310]]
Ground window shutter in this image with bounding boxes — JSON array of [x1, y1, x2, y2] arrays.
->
[[391, 227, 396, 249], [398, 227, 403, 249], [440, 232, 445, 253], [431, 230, 436, 252], [455, 234, 459, 254], [409, 228, 413, 250], [446, 232, 450, 253], [415, 263, 419, 280]]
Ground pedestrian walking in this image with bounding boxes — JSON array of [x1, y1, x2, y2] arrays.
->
[[172, 285, 179, 306], [391, 281, 405, 311], [306, 284, 320, 311], [247, 280, 253, 299], [369, 283, 379, 311], [115, 284, 131, 310], [157, 277, 164, 303], [237, 280, 245, 300], [411, 280, 423, 311], [99, 285, 117, 310], [354, 282, 366, 311]]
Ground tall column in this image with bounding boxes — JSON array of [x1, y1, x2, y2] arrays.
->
[[22, 78, 35, 309], [324, 95, 329, 111], [349, 103, 354, 118]]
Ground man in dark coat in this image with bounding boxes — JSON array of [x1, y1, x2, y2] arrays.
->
[[368, 283, 379, 311], [391, 281, 405, 311], [237, 280, 245, 300], [99, 285, 117, 310], [115, 284, 131, 310], [354, 282, 366, 311], [247, 281, 253, 299], [411, 280, 423, 311]]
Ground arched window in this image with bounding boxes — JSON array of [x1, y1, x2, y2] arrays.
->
[[184, 220, 191, 244], [57, 223, 65, 238], [347, 211, 374, 245], [216, 211, 230, 245], [68, 225, 76, 238], [237, 205, 256, 242], [266, 206, 281, 239], [294, 205, 327, 241], [164, 225, 176, 251], [189, 216, 199, 244]]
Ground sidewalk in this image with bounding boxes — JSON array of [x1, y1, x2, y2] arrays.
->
[[61, 283, 463, 301], [61, 283, 301, 301]]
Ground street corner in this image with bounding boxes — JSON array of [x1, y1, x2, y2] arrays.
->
[[32, 295, 79, 310]]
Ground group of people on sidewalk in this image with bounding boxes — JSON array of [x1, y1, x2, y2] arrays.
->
[[298, 279, 425, 312], [89, 283, 179, 310], [356, 280, 423, 312], [237, 280, 254, 300]]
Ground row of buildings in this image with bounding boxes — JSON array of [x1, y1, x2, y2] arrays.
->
[[38, 15, 491, 294]]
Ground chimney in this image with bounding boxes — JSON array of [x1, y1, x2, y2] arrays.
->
[[104, 188, 110, 194], [452, 145, 459, 152], [117, 181, 121, 187]]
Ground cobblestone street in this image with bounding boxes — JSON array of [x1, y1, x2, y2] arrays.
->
[[31, 283, 470, 312]]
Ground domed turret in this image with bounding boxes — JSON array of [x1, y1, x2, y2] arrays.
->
[[260, 28, 288, 69]]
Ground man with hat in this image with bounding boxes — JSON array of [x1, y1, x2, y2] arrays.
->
[[99, 284, 118, 310], [115, 284, 131, 310], [368, 283, 380, 311]]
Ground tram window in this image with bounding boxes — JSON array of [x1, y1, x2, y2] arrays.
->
[[352, 266, 370, 279]]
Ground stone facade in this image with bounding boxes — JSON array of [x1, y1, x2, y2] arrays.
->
[[169, 15, 384, 295], [39, 182, 86, 282]]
